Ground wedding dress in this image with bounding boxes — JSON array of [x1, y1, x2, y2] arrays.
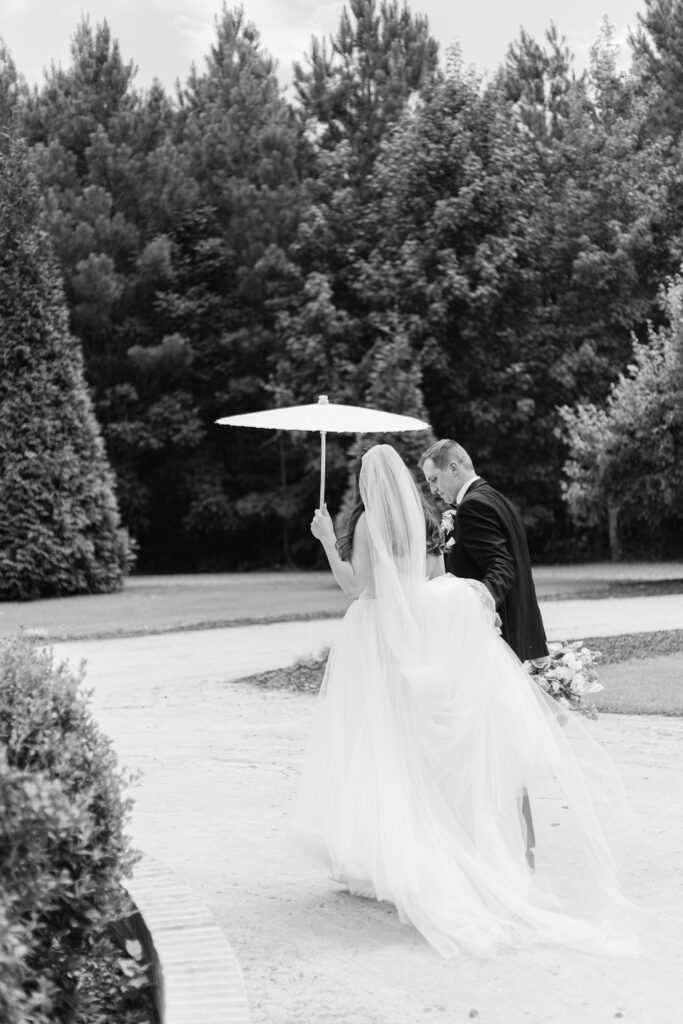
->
[[290, 445, 638, 959]]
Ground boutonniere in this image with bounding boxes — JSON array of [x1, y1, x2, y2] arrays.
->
[[441, 509, 457, 550], [441, 509, 456, 534]]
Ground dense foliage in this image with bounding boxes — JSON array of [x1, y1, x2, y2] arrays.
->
[[0, 139, 133, 597], [1, 0, 682, 569], [0, 638, 140, 1022], [560, 272, 683, 559]]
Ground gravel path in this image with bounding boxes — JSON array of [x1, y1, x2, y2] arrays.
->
[[51, 590, 683, 1024], [98, 681, 682, 1024]]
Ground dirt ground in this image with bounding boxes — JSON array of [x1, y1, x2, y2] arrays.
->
[[53, 619, 683, 1024]]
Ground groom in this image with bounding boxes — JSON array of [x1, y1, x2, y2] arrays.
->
[[418, 439, 548, 662], [419, 438, 548, 868]]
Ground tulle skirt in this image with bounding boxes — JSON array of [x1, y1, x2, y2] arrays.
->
[[289, 574, 639, 959]]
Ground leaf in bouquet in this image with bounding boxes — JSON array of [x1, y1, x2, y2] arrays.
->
[[586, 682, 604, 693]]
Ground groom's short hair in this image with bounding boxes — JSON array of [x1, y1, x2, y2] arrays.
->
[[418, 439, 474, 472]]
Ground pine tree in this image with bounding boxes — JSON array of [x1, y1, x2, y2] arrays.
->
[[630, 0, 683, 140], [335, 319, 436, 531], [0, 139, 133, 598], [294, 0, 439, 182], [502, 23, 577, 143], [0, 42, 27, 132], [22, 17, 137, 172]]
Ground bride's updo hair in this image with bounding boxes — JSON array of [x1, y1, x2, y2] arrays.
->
[[337, 447, 443, 562]]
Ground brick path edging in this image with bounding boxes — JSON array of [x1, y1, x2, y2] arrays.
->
[[117, 853, 251, 1024]]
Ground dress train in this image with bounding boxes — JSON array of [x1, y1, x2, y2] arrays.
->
[[289, 574, 638, 959]]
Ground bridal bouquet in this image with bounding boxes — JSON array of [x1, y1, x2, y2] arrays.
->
[[524, 641, 603, 720]]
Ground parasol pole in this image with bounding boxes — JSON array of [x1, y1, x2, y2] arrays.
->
[[318, 394, 329, 508], [319, 431, 326, 508]]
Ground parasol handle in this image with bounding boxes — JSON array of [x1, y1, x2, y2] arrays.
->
[[319, 430, 326, 509], [318, 396, 329, 509]]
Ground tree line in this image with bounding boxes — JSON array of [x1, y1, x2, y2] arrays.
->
[[1, 0, 682, 588]]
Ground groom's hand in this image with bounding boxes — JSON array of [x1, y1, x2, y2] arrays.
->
[[310, 504, 335, 543]]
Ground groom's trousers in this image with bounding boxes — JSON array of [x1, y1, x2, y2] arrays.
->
[[519, 789, 536, 869]]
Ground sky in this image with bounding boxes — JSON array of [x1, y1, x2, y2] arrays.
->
[[2, 0, 645, 94]]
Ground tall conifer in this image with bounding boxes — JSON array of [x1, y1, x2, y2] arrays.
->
[[0, 140, 133, 598]]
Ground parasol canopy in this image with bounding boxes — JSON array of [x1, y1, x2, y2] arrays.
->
[[216, 394, 430, 505]]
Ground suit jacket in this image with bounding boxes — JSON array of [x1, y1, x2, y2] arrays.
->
[[444, 479, 547, 662]]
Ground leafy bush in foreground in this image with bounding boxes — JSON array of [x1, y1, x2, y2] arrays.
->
[[0, 637, 138, 1022]]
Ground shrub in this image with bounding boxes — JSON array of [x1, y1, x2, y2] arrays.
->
[[0, 637, 138, 1022], [0, 898, 38, 1024]]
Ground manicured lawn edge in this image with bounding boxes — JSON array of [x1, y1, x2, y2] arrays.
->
[[19, 610, 346, 643], [580, 629, 683, 663]]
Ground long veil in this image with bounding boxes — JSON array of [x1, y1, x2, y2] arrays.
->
[[359, 444, 430, 680], [359, 444, 496, 685]]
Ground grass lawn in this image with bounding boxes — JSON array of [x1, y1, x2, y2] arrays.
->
[[1, 562, 682, 642], [595, 656, 683, 716], [241, 637, 683, 717]]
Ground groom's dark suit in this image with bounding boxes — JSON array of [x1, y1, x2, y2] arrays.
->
[[444, 478, 547, 868], [444, 478, 547, 662]]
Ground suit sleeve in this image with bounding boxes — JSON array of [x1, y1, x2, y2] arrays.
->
[[457, 500, 515, 607]]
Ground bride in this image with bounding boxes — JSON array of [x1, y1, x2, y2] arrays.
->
[[289, 443, 638, 959]]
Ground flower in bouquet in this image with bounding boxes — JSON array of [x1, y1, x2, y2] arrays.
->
[[523, 640, 603, 719]]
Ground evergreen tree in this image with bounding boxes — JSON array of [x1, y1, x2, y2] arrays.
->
[[4, 9, 310, 570], [501, 23, 578, 143], [277, 1, 440, 552], [335, 319, 436, 534], [0, 42, 28, 132], [22, 17, 137, 172], [294, 0, 439, 182], [9, 18, 200, 568], [151, 5, 310, 569], [0, 140, 133, 598], [630, 0, 683, 140]]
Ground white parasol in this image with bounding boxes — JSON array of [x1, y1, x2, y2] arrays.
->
[[216, 394, 430, 506]]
